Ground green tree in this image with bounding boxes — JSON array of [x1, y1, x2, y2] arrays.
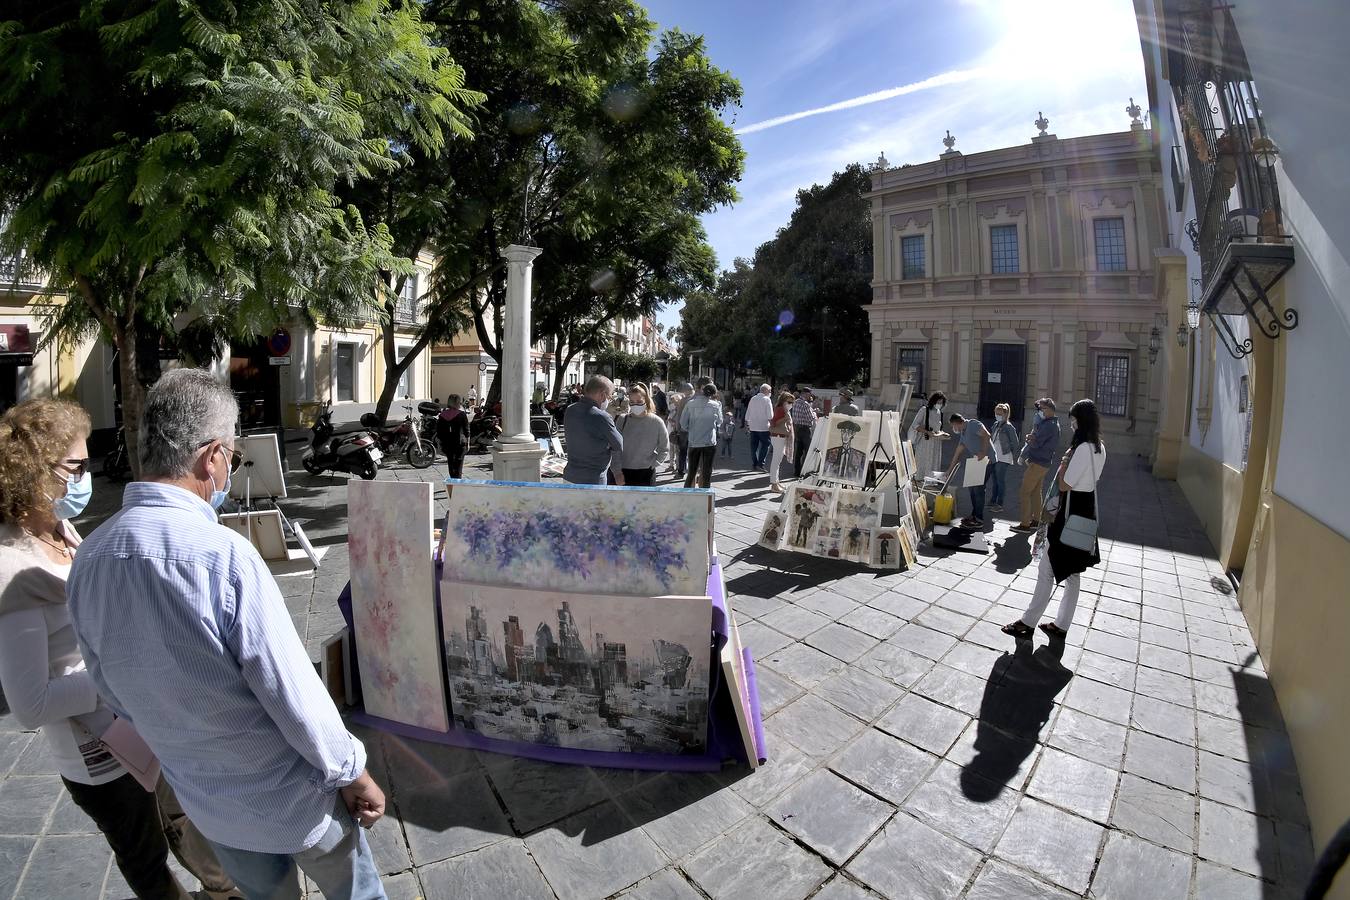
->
[[0, 0, 477, 471], [413, 4, 741, 405], [680, 165, 872, 385]]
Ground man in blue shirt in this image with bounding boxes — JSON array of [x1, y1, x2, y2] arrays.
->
[[563, 375, 624, 485], [945, 413, 991, 528], [68, 369, 387, 900], [1013, 397, 1062, 533]]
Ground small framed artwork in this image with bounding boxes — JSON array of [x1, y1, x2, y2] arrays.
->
[[758, 512, 786, 550], [842, 524, 872, 562], [869, 528, 902, 569]]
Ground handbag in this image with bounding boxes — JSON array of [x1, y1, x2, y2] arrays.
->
[[1058, 446, 1101, 552]]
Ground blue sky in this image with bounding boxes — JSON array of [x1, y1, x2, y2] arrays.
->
[[641, 0, 1149, 332]]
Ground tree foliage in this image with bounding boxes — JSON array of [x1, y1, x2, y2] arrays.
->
[[0, 0, 479, 470], [413, 1, 743, 403], [679, 164, 873, 387]]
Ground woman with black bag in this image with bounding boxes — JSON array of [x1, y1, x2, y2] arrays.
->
[[1003, 399, 1106, 639]]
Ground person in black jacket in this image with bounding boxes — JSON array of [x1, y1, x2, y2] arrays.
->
[[437, 394, 471, 478]]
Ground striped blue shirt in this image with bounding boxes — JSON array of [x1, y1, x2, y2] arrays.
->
[[67, 483, 366, 854]]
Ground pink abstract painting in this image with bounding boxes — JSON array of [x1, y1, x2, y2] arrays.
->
[[347, 480, 449, 732]]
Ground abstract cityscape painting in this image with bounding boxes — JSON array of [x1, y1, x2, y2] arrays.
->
[[348, 480, 449, 732], [440, 581, 712, 754], [441, 481, 712, 598]]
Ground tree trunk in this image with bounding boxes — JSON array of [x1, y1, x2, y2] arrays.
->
[[116, 326, 145, 480]]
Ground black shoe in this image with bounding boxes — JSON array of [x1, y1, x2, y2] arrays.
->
[[1010, 524, 1036, 534]]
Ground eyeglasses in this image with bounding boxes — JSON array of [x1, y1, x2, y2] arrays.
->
[[53, 458, 90, 478], [198, 440, 244, 473]]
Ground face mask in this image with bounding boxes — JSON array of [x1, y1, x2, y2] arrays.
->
[[1034, 410, 1044, 422], [996, 415, 1006, 424], [1070, 418, 1078, 431], [629, 404, 646, 415], [51, 471, 93, 520], [210, 448, 232, 511]]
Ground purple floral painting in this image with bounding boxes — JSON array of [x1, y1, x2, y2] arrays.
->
[[348, 481, 449, 733], [441, 482, 712, 597]]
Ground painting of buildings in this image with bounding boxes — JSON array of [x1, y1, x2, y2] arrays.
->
[[441, 481, 712, 598], [440, 582, 712, 755]]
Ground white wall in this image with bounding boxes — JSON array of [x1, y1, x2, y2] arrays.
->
[[1233, 3, 1350, 539]]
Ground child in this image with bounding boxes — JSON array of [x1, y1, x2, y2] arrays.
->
[[720, 410, 736, 457]]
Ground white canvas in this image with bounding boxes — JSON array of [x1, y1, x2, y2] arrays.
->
[[440, 581, 711, 755], [784, 484, 836, 551], [818, 414, 876, 487], [962, 456, 989, 487], [441, 481, 712, 598], [227, 433, 287, 500], [348, 480, 449, 732], [218, 510, 287, 560]]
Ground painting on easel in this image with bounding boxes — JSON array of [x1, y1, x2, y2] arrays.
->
[[818, 415, 875, 487]]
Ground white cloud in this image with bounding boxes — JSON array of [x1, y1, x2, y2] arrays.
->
[[735, 67, 989, 135]]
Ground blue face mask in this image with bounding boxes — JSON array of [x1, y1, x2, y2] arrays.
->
[[1034, 410, 1044, 423], [52, 471, 93, 520], [210, 448, 232, 511]]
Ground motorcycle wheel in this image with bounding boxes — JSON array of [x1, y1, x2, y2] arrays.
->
[[406, 440, 435, 469], [359, 462, 378, 480], [302, 456, 324, 476], [103, 450, 128, 481]]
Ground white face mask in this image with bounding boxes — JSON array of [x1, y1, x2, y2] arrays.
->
[[996, 415, 1006, 424], [629, 404, 646, 415]]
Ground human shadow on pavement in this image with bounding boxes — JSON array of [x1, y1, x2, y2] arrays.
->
[[960, 639, 1072, 802], [991, 532, 1033, 575]]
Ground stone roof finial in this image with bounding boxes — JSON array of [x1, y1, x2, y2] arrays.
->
[[1127, 97, 1143, 126], [871, 151, 889, 173], [1035, 111, 1049, 136], [942, 130, 956, 152]]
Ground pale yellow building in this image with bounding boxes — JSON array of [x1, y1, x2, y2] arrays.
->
[[864, 121, 1168, 455]]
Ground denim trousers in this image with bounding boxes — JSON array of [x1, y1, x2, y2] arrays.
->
[[207, 802, 385, 900], [749, 430, 770, 468], [967, 482, 986, 521], [986, 461, 1010, 505]]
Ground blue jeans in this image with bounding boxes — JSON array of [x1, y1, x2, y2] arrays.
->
[[986, 461, 1010, 505], [967, 482, 986, 522], [749, 431, 770, 468], [207, 803, 385, 900]]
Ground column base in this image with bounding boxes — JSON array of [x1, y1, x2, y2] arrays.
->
[[492, 441, 546, 483]]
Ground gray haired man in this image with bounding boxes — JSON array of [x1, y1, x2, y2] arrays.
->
[[563, 374, 624, 485], [69, 369, 388, 900]]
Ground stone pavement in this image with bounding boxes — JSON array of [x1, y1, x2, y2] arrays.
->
[[0, 432, 1315, 899]]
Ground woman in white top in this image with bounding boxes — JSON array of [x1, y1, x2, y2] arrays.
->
[[1003, 399, 1106, 639], [0, 399, 237, 900], [613, 384, 669, 486], [909, 391, 949, 479]]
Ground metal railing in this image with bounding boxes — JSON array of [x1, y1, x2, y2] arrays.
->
[[0, 254, 43, 288], [1169, 5, 1288, 287], [393, 295, 419, 325]]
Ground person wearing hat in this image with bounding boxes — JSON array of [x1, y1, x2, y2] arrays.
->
[[822, 418, 867, 484], [835, 388, 861, 417]]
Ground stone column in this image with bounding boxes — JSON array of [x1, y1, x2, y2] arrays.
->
[[493, 244, 547, 482]]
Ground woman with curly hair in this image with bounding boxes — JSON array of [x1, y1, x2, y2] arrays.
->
[[0, 398, 239, 900]]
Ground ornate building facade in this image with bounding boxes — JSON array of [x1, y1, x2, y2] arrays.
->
[[864, 119, 1167, 454]]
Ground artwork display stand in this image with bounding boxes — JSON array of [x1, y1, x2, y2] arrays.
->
[[337, 479, 765, 772], [222, 433, 321, 571]]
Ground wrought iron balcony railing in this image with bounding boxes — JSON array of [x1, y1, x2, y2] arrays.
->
[[1168, 2, 1295, 357], [0, 254, 43, 289], [393, 295, 419, 325]]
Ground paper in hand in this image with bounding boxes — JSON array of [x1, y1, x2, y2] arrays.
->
[[101, 718, 161, 792]]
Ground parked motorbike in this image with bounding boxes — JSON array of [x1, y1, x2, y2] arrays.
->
[[468, 413, 502, 453], [102, 427, 130, 481], [360, 399, 436, 468], [417, 400, 443, 454], [302, 401, 382, 479]]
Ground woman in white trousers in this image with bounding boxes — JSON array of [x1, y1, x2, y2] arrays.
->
[[767, 391, 794, 492]]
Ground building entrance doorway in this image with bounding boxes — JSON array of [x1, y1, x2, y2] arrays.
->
[[978, 343, 1026, 423], [230, 339, 281, 427]]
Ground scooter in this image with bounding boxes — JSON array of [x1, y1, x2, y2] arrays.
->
[[360, 399, 436, 469], [302, 401, 382, 479], [468, 414, 502, 453]]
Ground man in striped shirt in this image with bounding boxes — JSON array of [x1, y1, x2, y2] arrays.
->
[[789, 388, 818, 477], [69, 369, 387, 900]]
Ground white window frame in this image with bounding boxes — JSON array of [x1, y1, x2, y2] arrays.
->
[[1082, 196, 1139, 272], [890, 215, 932, 281], [980, 205, 1027, 275], [333, 340, 360, 403]]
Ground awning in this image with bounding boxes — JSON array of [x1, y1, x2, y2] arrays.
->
[[0, 324, 33, 365]]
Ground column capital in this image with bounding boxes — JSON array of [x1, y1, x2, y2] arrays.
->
[[502, 244, 543, 266]]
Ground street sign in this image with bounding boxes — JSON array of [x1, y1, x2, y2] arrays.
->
[[269, 356, 291, 366], [267, 328, 292, 357]]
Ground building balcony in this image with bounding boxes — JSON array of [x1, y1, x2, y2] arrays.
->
[[393, 296, 419, 326], [0, 254, 44, 290], [1168, 1, 1296, 357]]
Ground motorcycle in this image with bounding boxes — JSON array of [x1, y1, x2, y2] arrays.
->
[[360, 400, 436, 469], [417, 400, 443, 455], [468, 413, 502, 453], [102, 427, 131, 481], [302, 401, 382, 479]]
